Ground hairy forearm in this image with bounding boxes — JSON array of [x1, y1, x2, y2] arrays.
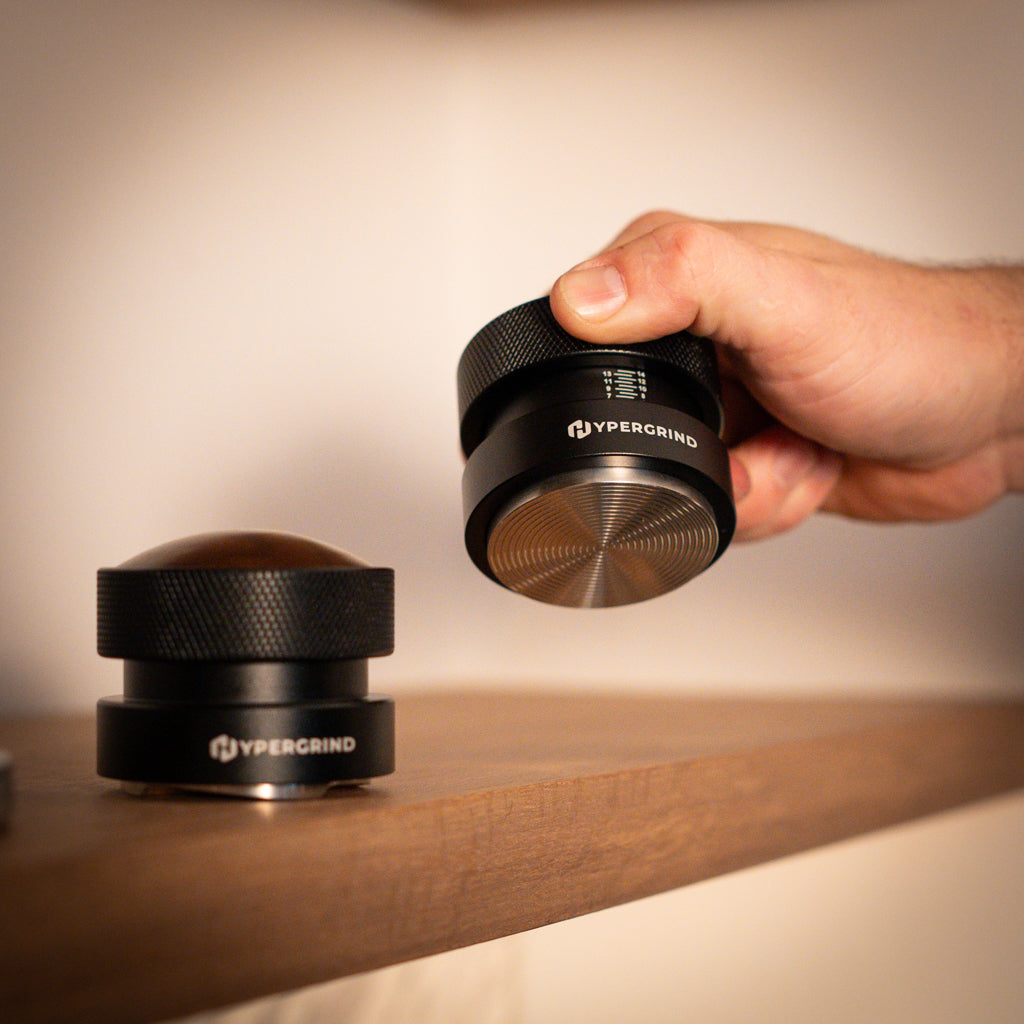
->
[[990, 266, 1024, 439], [957, 263, 1024, 492]]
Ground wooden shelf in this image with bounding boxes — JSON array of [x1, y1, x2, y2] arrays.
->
[[2, 690, 1023, 1024]]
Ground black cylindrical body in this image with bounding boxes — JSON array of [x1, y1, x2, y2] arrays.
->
[[458, 297, 735, 608]]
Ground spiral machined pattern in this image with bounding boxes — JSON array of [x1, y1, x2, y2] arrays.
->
[[486, 469, 719, 608]]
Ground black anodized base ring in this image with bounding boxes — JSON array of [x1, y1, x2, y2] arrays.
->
[[462, 398, 735, 584], [97, 693, 394, 793]]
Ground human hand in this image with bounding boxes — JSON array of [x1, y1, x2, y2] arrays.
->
[[550, 212, 1024, 540]]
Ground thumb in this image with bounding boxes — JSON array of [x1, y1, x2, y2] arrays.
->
[[550, 217, 813, 349]]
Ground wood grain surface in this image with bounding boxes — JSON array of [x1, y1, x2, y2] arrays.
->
[[2, 690, 1023, 1024]]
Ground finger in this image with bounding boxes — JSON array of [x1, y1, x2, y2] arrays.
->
[[730, 426, 842, 541], [708, 220, 875, 262], [819, 446, 1008, 523], [549, 217, 818, 347], [595, 212, 861, 262]]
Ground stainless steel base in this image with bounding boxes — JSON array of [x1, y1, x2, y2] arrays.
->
[[487, 466, 719, 608], [120, 779, 366, 800]]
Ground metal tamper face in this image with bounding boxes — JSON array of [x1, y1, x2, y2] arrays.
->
[[486, 467, 719, 608], [458, 298, 735, 608], [96, 531, 395, 799]]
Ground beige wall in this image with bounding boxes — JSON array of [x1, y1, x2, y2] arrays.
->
[[3, 0, 1023, 1020]]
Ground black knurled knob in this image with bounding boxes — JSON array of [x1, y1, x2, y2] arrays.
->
[[458, 296, 723, 454], [98, 532, 393, 661]]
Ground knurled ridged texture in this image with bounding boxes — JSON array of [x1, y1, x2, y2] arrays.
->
[[457, 297, 720, 424], [97, 568, 394, 661]]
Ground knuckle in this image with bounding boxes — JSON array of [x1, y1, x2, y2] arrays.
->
[[645, 221, 721, 293], [651, 219, 716, 263], [621, 209, 685, 238], [635, 208, 683, 229]]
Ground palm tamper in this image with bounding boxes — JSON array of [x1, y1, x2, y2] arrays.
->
[[459, 297, 735, 607], [96, 531, 395, 798]]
